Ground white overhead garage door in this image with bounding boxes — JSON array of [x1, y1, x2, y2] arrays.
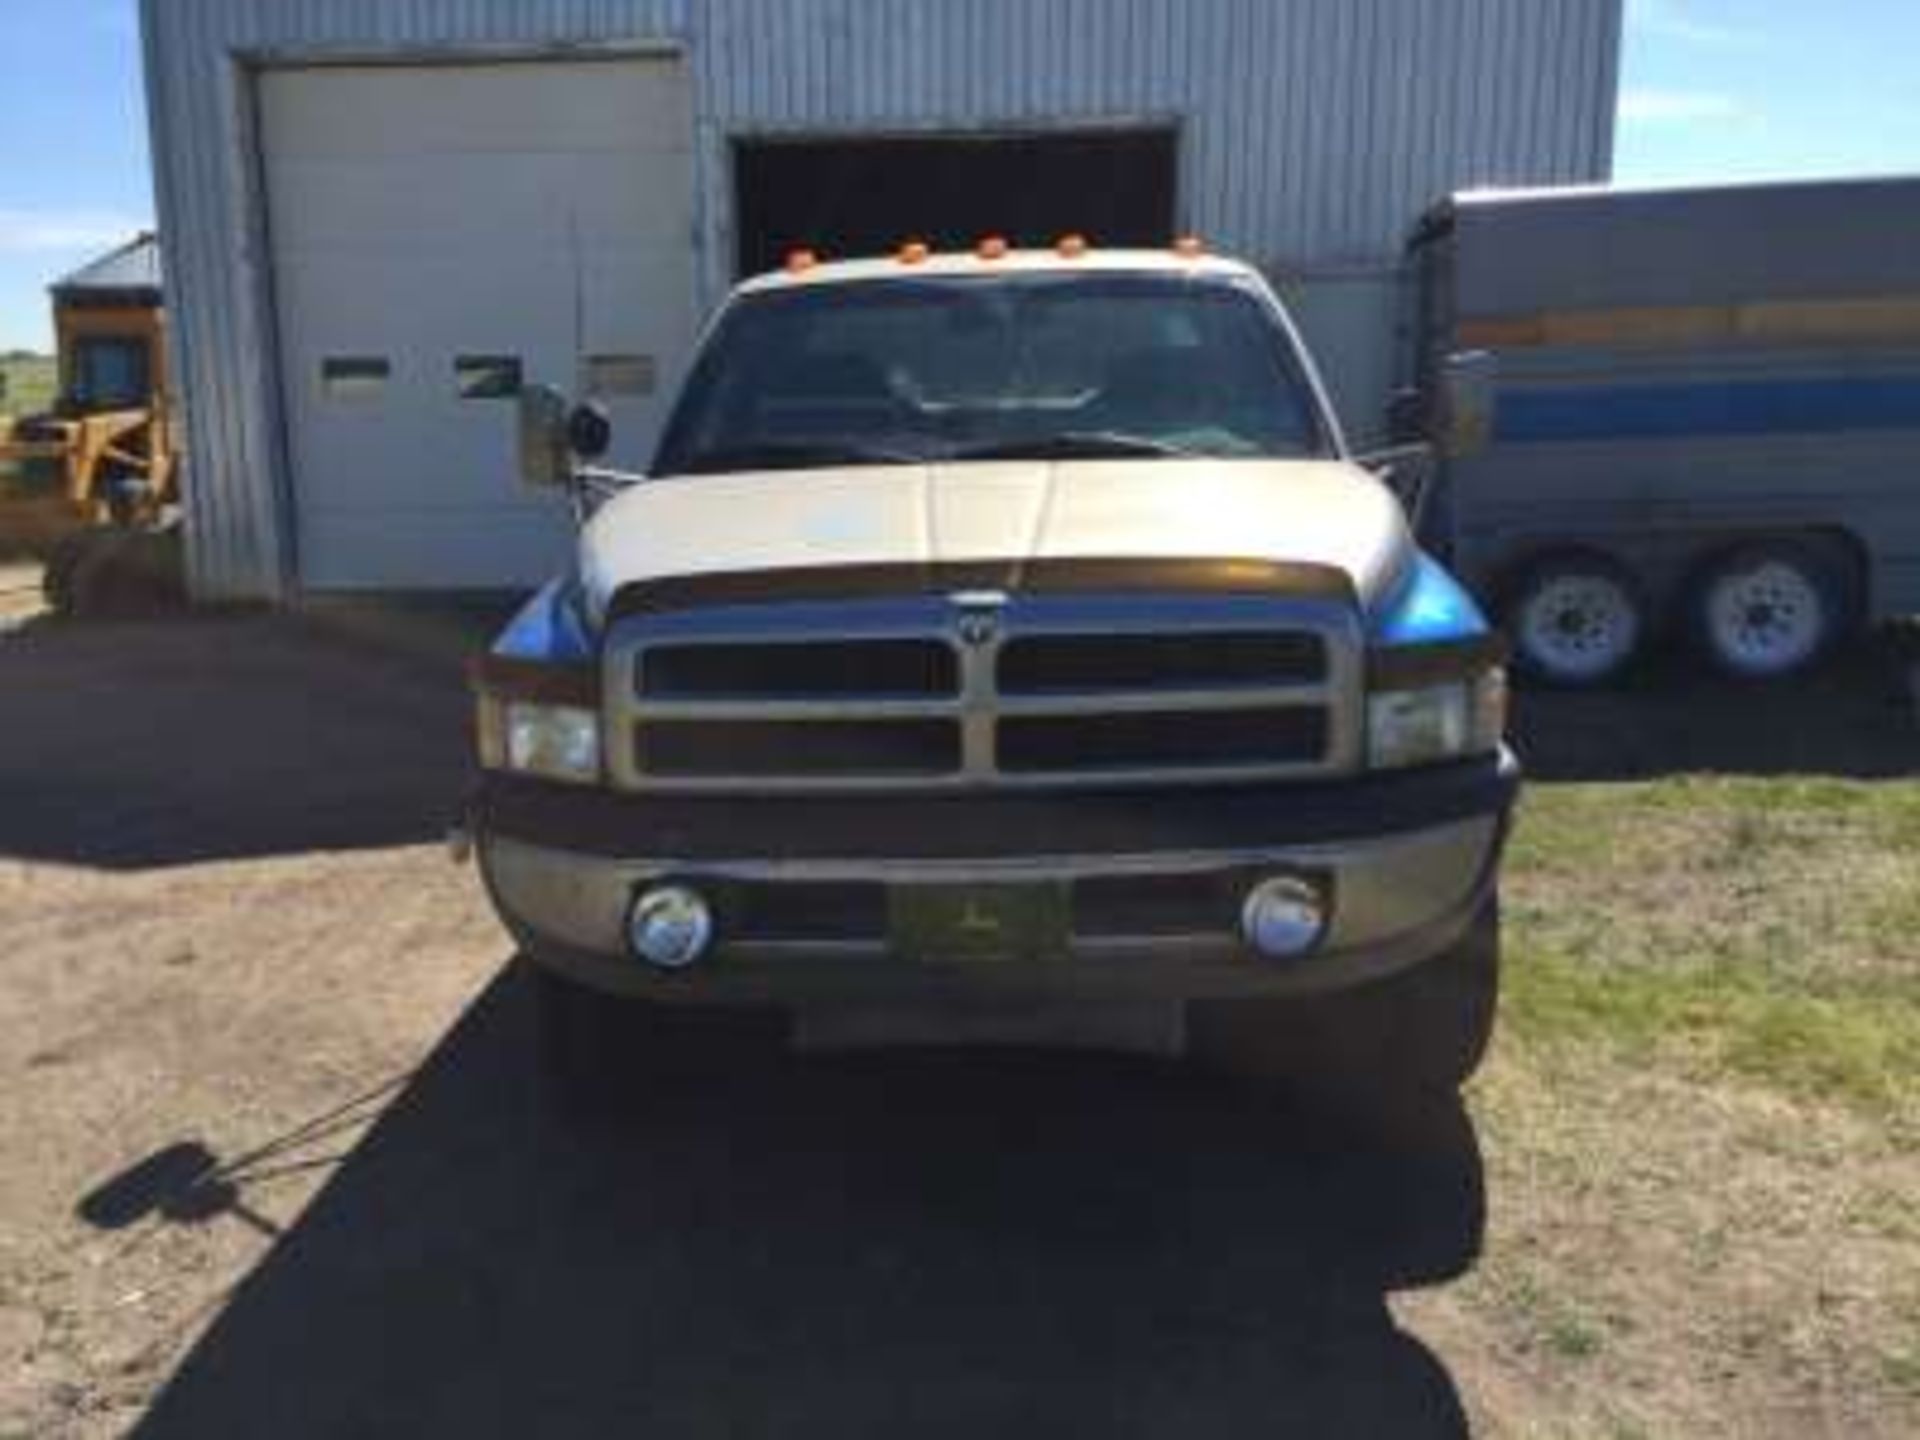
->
[[260, 59, 696, 590]]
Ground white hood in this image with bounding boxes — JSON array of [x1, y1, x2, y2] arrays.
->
[[579, 459, 1413, 616]]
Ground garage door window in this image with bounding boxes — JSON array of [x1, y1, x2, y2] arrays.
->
[[455, 355, 523, 400], [321, 357, 390, 402], [584, 353, 656, 398]]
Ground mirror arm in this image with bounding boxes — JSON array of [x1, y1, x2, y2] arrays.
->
[[1352, 441, 1437, 532], [569, 464, 646, 524], [1353, 441, 1435, 471]]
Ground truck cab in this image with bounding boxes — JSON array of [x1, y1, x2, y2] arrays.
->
[[469, 243, 1518, 1104]]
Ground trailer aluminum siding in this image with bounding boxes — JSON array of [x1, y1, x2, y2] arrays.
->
[[143, 0, 1621, 599]]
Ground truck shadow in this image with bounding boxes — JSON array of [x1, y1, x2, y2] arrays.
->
[[1512, 642, 1918, 781], [0, 611, 478, 869], [104, 963, 1481, 1438]]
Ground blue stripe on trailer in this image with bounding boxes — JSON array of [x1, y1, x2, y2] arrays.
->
[[1496, 374, 1920, 443]]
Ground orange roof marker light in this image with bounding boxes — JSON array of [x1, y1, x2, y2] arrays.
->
[[784, 248, 819, 274], [898, 239, 931, 265], [976, 235, 1010, 261], [1173, 235, 1207, 260], [1056, 233, 1090, 259]]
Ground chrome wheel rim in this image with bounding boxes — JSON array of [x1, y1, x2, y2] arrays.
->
[[1706, 560, 1824, 676], [1518, 573, 1639, 682]]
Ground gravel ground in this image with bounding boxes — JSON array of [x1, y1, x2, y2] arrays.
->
[[0, 608, 1484, 1438]]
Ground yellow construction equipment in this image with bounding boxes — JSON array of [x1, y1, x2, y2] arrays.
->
[[0, 233, 183, 615]]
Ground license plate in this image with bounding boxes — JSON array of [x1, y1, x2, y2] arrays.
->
[[889, 883, 1070, 964]]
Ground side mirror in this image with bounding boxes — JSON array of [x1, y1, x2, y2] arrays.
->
[[1438, 351, 1497, 459], [1385, 387, 1425, 446], [566, 401, 613, 460], [517, 384, 572, 490]]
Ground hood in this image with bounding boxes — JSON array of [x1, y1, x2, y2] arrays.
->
[[579, 458, 1413, 618]]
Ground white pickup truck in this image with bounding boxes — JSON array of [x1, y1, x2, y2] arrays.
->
[[466, 244, 1518, 1107]]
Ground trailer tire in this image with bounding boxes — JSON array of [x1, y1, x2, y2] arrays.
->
[[1689, 540, 1848, 682], [1504, 552, 1647, 687]]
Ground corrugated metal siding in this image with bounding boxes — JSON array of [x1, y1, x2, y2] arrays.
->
[[142, 0, 1622, 599]]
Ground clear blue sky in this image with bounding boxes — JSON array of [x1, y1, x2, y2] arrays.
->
[[1, 0, 1917, 351]]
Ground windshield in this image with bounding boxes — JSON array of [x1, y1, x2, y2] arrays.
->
[[68, 336, 151, 412], [651, 273, 1332, 476]]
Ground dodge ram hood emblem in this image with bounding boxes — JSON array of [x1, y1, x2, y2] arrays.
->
[[951, 591, 1007, 647]]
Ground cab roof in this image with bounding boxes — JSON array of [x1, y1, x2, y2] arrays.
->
[[736, 247, 1260, 296]]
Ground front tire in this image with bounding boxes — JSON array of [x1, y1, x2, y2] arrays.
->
[[1187, 900, 1500, 1104], [41, 530, 99, 616]]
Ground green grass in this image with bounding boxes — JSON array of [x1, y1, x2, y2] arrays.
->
[[1502, 776, 1920, 1118], [0, 353, 56, 422], [1503, 943, 1920, 1115]]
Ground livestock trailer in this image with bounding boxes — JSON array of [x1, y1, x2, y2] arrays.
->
[[1407, 177, 1920, 682]]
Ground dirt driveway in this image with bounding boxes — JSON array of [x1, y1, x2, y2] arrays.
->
[[0, 608, 1914, 1437], [0, 609, 1483, 1438]]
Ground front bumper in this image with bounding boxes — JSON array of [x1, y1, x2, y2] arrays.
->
[[473, 750, 1518, 1004]]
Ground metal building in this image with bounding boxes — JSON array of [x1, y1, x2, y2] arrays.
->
[[140, 0, 1623, 599]]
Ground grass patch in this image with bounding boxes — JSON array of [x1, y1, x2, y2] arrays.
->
[[0, 352, 56, 422], [1503, 774, 1920, 1117], [1504, 940, 1920, 1116]]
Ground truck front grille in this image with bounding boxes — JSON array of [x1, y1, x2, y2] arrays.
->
[[607, 594, 1361, 792]]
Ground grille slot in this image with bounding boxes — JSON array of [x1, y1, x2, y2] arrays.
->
[[642, 639, 957, 699], [638, 718, 961, 779], [999, 707, 1327, 774], [999, 630, 1324, 694]]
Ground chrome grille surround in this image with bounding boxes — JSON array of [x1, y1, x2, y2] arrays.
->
[[604, 591, 1364, 793]]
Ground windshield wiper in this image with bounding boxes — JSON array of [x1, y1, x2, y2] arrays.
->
[[947, 431, 1197, 462], [673, 440, 926, 475]]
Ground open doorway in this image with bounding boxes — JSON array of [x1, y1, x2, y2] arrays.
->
[[733, 129, 1179, 277]]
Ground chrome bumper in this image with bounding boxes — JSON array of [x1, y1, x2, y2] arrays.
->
[[477, 810, 1506, 1004]]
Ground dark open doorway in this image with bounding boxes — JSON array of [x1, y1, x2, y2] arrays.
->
[[732, 129, 1179, 278]]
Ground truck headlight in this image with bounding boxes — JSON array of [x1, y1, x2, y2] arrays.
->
[[481, 700, 601, 783], [1368, 668, 1505, 770]]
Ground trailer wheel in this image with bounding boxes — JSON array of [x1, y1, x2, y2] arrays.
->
[[1690, 541, 1846, 682], [1505, 553, 1647, 687]]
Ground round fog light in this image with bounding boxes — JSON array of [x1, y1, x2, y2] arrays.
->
[[1240, 875, 1328, 960], [628, 884, 714, 971]]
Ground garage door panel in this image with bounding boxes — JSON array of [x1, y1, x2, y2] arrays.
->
[[298, 506, 576, 591], [266, 153, 693, 252], [262, 58, 694, 590], [261, 63, 694, 160], [275, 253, 578, 350], [274, 245, 691, 332]]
